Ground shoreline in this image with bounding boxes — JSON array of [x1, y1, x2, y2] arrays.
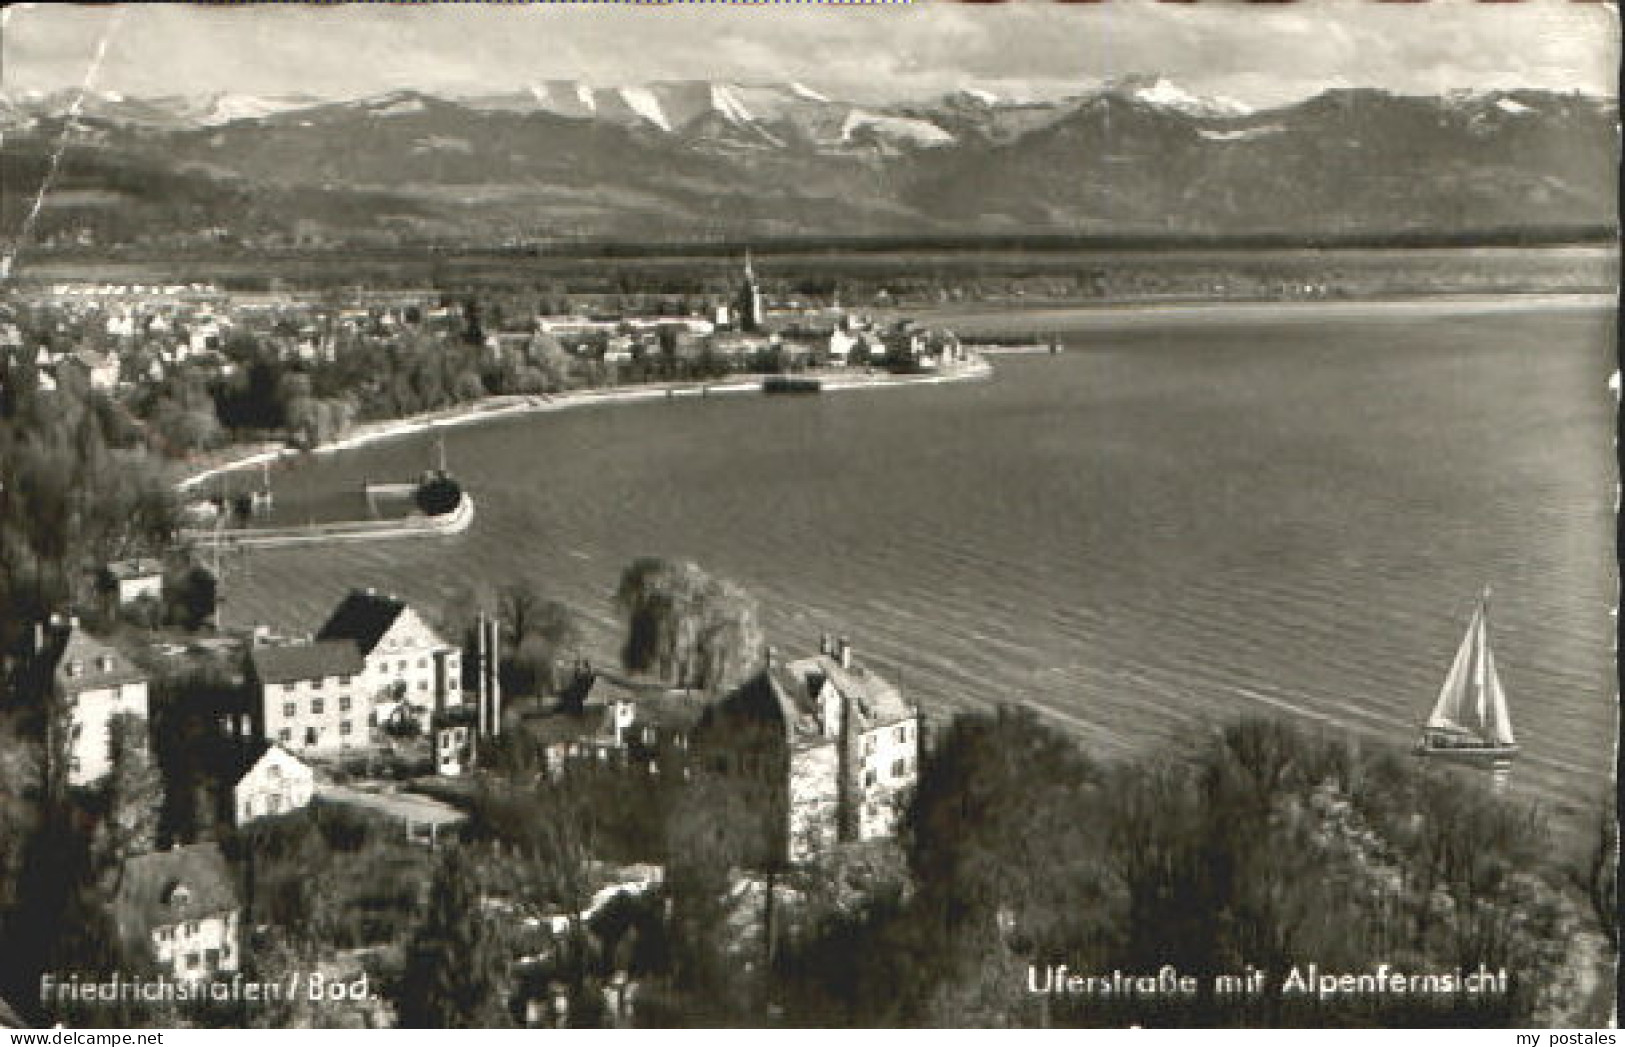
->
[[173, 289, 1612, 494], [176, 357, 994, 492], [886, 291, 1617, 334]]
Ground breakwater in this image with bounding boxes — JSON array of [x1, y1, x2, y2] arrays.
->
[[178, 491, 473, 550]]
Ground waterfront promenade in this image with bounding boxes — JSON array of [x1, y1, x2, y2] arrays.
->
[[175, 357, 994, 494]]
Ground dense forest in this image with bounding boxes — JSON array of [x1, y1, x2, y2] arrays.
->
[[0, 359, 183, 652]]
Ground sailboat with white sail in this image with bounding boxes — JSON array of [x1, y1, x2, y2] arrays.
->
[[1417, 588, 1517, 770]]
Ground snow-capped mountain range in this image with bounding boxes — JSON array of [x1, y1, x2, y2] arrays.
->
[[1, 76, 1258, 145], [0, 88, 322, 128], [0, 79, 1614, 244]]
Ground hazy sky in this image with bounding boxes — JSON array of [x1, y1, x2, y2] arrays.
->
[[2, 1, 1617, 108]]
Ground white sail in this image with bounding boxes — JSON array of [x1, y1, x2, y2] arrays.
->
[[1426, 603, 1481, 732], [1423, 595, 1515, 748], [1480, 640, 1516, 746]]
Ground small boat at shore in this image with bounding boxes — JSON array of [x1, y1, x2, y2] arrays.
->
[[1416, 588, 1517, 773]]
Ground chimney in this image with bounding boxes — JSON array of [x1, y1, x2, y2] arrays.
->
[[487, 614, 502, 739], [33, 621, 45, 655], [476, 612, 488, 739], [819, 633, 833, 657], [837, 636, 852, 670], [764, 645, 776, 668]]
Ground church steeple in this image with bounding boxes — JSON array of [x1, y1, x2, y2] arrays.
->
[[737, 249, 763, 333]]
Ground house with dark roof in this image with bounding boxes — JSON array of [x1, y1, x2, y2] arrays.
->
[[185, 736, 317, 827], [315, 588, 462, 723], [113, 844, 240, 981], [211, 739, 314, 827], [247, 640, 365, 752], [231, 742, 313, 825], [696, 636, 920, 863], [244, 588, 461, 754], [30, 618, 150, 787], [528, 667, 707, 778]]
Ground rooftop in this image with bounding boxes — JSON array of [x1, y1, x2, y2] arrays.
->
[[787, 653, 915, 728], [113, 843, 238, 945], [197, 736, 309, 786], [315, 588, 408, 656], [102, 558, 165, 582], [565, 668, 682, 711], [533, 672, 710, 747], [51, 626, 149, 693], [711, 645, 917, 746], [715, 662, 825, 743], [249, 640, 364, 684]]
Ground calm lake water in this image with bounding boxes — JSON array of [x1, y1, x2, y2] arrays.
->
[[225, 301, 1617, 817]]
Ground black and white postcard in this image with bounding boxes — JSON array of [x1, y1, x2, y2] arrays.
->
[[0, 0, 1616, 1031]]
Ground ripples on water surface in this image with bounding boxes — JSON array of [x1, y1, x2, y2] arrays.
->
[[227, 306, 1617, 816]]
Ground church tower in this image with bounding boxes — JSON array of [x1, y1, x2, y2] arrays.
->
[[736, 249, 763, 333]]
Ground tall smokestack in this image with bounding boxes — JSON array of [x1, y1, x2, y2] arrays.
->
[[488, 615, 502, 738], [476, 612, 488, 739]]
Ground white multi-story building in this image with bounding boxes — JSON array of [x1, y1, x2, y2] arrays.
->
[[245, 589, 461, 754], [786, 637, 921, 842], [38, 621, 150, 787], [247, 640, 367, 752], [316, 588, 462, 716], [701, 637, 922, 863]]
